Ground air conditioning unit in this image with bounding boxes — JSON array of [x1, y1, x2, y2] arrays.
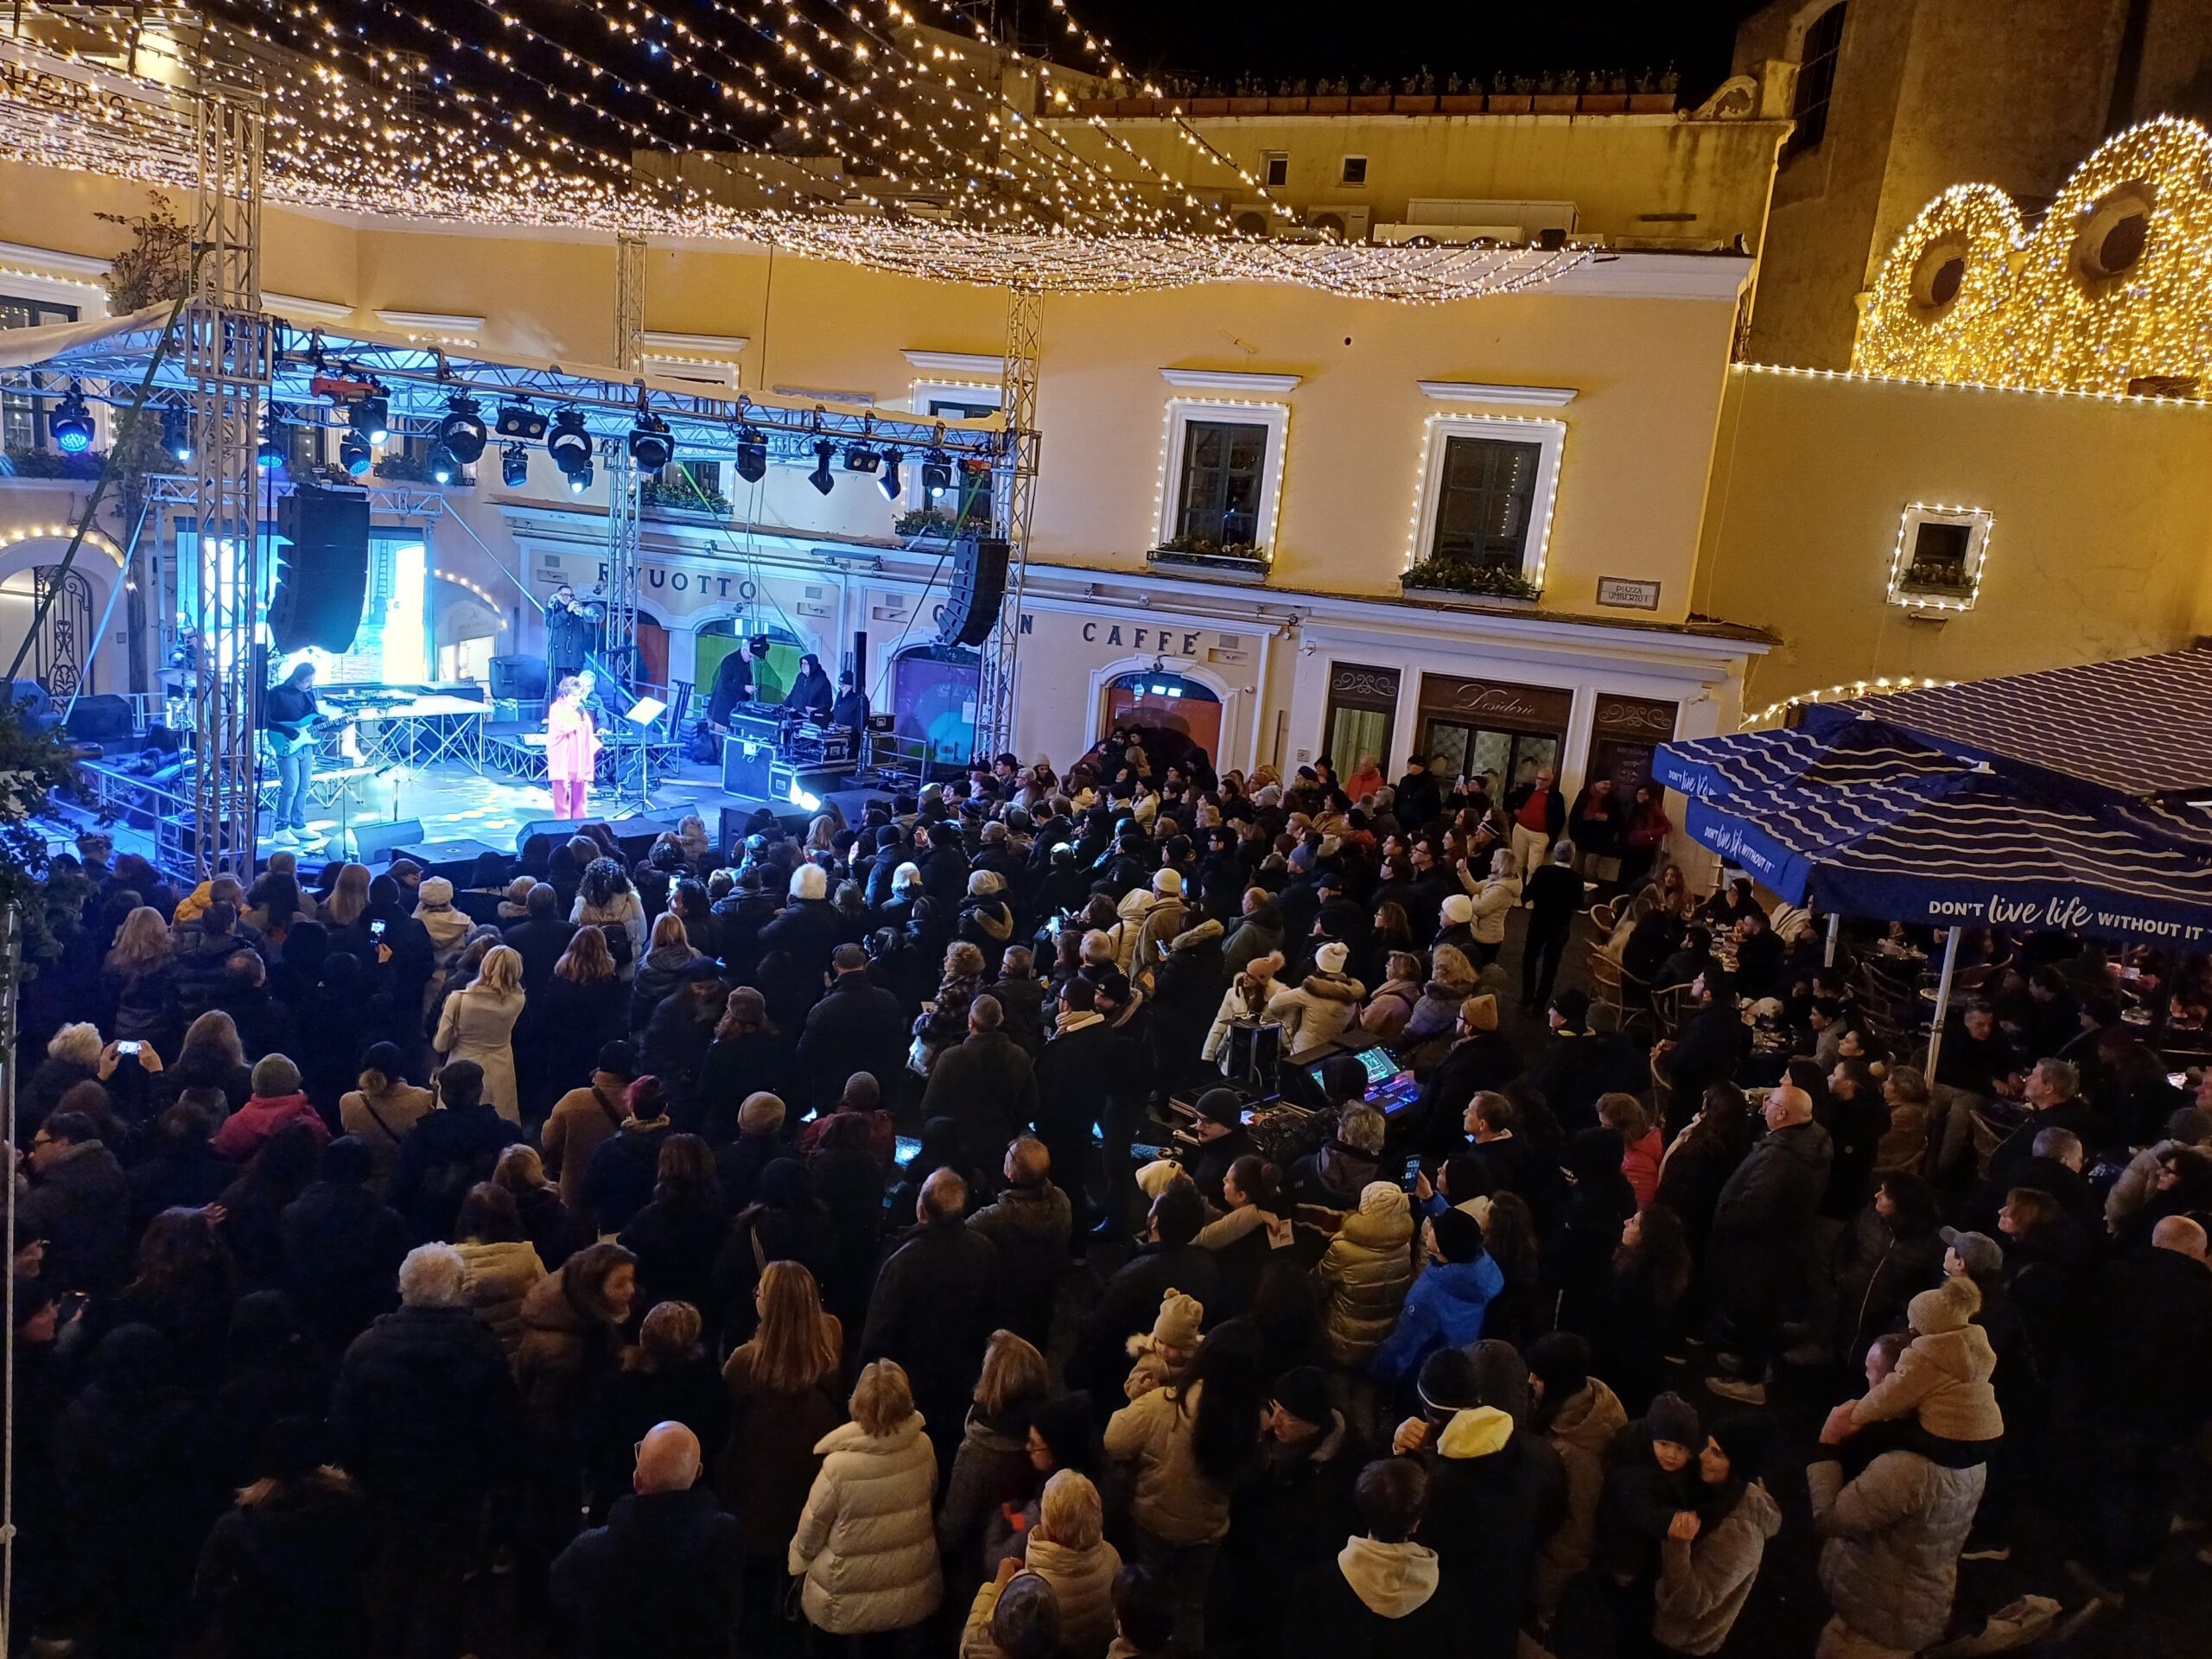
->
[[1407, 197, 1578, 240], [1303, 206, 1371, 244]]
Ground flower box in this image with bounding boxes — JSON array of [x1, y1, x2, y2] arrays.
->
[[1148, 544, 1271, 584], [1228, 97, 1268, 115], [1438, 94, 1485, 114], [1392, 94, 1438, 114], [1266, 96, 1309, 115], [1349, 94, 1394, 114], [1485, 93, 1533, 114], [1307, 95, 1351, 114], [1532, 93, 1580, 114], [1629, 93, 1677, 113], [1402, 582, 1540, 609], [1399, 558, 1542, 606], [1580, 92, 1629, 113]]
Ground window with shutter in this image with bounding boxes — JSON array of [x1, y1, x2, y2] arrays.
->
[[1432, 435, 1542, 569]]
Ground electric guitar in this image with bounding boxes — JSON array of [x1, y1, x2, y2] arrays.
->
[[266, 713, 338, 756]]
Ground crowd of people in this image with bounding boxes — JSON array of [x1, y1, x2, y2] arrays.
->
[[10, 740, 2212, 1659]]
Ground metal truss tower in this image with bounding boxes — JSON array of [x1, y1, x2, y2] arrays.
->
[[185, 79, 272, 880], [604, 233, 646, 688], [976, 285, 1040, 760], [614, 234, 646, 376]]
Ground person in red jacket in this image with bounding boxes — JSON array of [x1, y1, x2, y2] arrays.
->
[[212, 1054, 332, 1161]]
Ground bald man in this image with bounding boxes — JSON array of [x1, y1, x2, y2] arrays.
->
[[1707, 1083, 1834, 1407], [550, 1421, 740, 1658]]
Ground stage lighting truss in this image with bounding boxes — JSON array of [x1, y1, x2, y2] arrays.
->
[[49, 382, 93, 454], [437, 394, 488, 463], [547, 407, 593, 478]]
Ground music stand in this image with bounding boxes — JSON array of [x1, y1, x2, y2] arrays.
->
[[601, 696, 664, 817]]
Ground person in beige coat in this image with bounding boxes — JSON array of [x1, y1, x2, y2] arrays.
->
[[1314, 1182, 1415, 1368], [433, 944, 526, 1122], [1020, 1471, 1122, 1659], [790, 1359, 944, 1637], [448, 1182, 545, 1354], [1265, 942, 1366, 1055], [539, 1044, 636, 1212], [338, 1041, 433, 1197], [1526, 1332, 1629, 1622]]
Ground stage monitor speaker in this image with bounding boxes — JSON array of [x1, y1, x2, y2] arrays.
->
[[390, 837, 505, 884], [721, 736, 777, 798], [489, 654, 549, 702], [603, 817, 680, 860], [352, 817, 426, 865], [515, 817, 592, 854], [64, 694, 134, 744], [938, 535, 1010, 648], [270, 485, 372, 654], [718, 804, 813, 855]]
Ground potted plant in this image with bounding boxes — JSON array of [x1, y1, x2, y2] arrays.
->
[[1488, 75, 1534, 114], [1149, 536, 1271, 582], [639, 474, 728, 517], [1400, 556, 1541, 605]]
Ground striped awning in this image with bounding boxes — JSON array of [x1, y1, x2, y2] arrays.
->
[[1654, 719, 1964, 802], [1682, 768, 2212, 943], [1806, 646, 2212, 800]]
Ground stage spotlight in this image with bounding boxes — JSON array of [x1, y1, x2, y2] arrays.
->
[[50, 382, 93, 454], [568, 461, 594, 495], [879, 448, 903, 501], [159, 406, 192, 463], [429, 441, 459, 485], [921, 449, 953, 497], [547, 407, 592, 480], [349, 388, 390, 445], [437, 394, 486, 462], [340, 430, 372, 477], [842, 444, 880, 474], [734, 426, 767, 483], [807, 439, 836, 495], [496, 399, 548, 441], [627, 410, 673, 471], [257, 412, 283, 469], [501, 442, 528, 487]]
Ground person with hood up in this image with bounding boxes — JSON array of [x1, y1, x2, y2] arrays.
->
[[1370, 1206, 1503, 1395], [1394, 1346, 1568, 1659], [1315, 1179, 1417, 1369], [960, 868, 1018, 954], [1265, 939, 1366, 1053], [1841, 1276, 2003, 1451], [212, 1054, 332, 1161], [790, 1358, 944, 1641], [1650, 1414, 1782, 1657], [1285, 1457, 1458, 1656], [1526, 1332, 1630, 1623]]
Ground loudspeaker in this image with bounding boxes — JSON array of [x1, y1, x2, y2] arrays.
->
[[938, 536, 1009, 648], [64, 694, 135, 743], [389, 837, 506, 883], [718, 804, 813, 855], [721, 735, 777, 798], [489, 654, 549, 702], [515, 817, 594, 854], [602, 817, 680, 860], [351, 817, 426, 865], [270, 485, 372, 654]]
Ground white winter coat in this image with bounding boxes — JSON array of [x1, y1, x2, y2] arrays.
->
[[1264, 971, 1366, 1055], [1106, 889, 1156, 977], [433, 985, 524, 1122], [790, 1415, 944, 1635], [1470, 875, 1521, 945]]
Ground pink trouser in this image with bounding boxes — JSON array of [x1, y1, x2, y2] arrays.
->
[[552, 779, 588, 819]]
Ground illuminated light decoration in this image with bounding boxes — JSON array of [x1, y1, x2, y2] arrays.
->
[[921, 449, 953, 497], [497, 400, 550, 440], [547, 408, 593, 479], [0, 523, 126, 566], [48, 382, 93, 454], [627, 410, 675, 470], [568, 461, 594, 495], [349, 388, 391, 444], [808, 439, 838, 494], [501, 442, 529, 487], [1886, 503, 1995, 613], [878, 448, 903, 500], [160, 405, 191, 462], [1402, 409, 1567, 595], [257, 414, 285, 469], [734, 427, 768, 483], [340, 430, 374, 477], [1856, 117, 2212, 397], [1745, 676, 1959, 732], [430, 568, 509, 628], [428, 441, 459, 485], [1149, 396, 1290, 566], [437, 394, 487, 462]]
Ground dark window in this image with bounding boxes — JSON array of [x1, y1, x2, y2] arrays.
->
[[1174, 419, 1268, 548], [1263, 153, 1288, 188], [1, 293, 81, 453], [1788, 4, 1847, 156], [1340, 156, 1368, 186], [1902, 519, 1974, 595], [1432, 435, 1542, 568]]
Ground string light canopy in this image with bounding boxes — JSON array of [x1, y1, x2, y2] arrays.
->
[[0, 3, 1595, 301], [1858, 117, 2212, 397]]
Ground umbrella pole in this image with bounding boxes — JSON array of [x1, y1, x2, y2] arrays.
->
[[1824, 912, 1841, 969], [1924, 924, 1963, 1080]]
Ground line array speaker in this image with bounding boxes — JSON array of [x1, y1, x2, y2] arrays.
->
[[269, 484, 372, 654], [938, 535, 1010, 648]]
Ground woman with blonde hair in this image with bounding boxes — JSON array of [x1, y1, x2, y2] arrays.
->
[[103, 905, 176, 1046], [629, 911, 702, 1036], [339, 1041, 433, 1195], [915, 939, 988, 1071], [940, 1330, 1051, 1580], [722, 1260, 845, 1645], [491, 1142, 576, 1269], [1020, 1470, 1122, 1658], [323, 862, 372, 929], [433, 944, 525, 1122], [791, 1358, 943, 1641]]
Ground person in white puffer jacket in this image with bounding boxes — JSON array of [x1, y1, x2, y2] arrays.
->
[[790, 1359, 944, 1637], [1264, 941, 1366, 1055]]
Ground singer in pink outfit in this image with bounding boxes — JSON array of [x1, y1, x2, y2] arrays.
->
[[546, 672, 601, 820]]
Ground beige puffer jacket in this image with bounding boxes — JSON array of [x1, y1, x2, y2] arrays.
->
[[1313, 1182, 1415, 1366], [452, 1237, 544, 1353], [1107, 890, 1156, 976], [1533, 1376, 1628, 1616], [1025, 1533, 1124, 1658], [1265, 971, 1366, 1055], [790, 1415, 944, 1635], [1103, 1380, 1233, 1545]]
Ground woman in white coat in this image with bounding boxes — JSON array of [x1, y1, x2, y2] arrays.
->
[[433, 944, 526, 1122], [791, 1358, 944, 1641], [1465, 848, 1522, 968]]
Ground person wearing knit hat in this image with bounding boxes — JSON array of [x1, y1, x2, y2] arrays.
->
[[211, 1053, 331, 1160], [414, 875, 472, 962], [1266, 939, 1367, 1054], [1152, 868, 1182, 898], [1652, 1414, 1782, 1658], [1316, 940, 1351, 976], [968, 868, 1006, 898], [1269, 1365, 1336, 1436], [1645, 1392, 1704, 1458], [738, 1091, 786, 1136], [1845, 1276, 2002, 1444], [1437, 891, 1476, 938], [1125, 1288, 1204, 1400]]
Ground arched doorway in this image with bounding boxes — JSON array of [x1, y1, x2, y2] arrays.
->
[[1100, 669, 1223, 766], [892, 641, 981, 764], [0, 535, 122, 699], [635, 611, 670, 690]]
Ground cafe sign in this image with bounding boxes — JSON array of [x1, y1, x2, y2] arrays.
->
[[1418, 672, 1574, 734]]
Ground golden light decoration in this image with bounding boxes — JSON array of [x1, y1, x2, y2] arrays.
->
[[1855, 116, 2212, 397], [1744, 675, 1957, 732]]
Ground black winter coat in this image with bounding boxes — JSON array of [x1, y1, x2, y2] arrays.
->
[[279, 1179, 409, 1344], [194, 1479, 374, 1659], [549, 1486, 741, 1659], [795, 973, 909, 1113], [330, 1304, 522, 1507], [1710, 1118, 1833, 1313], [1421, 1419, 1567, 1659], [1071, 1239, 1223, 1400], [858, 1217, 1000, 1420], [920, 1030, 1039, 1167]]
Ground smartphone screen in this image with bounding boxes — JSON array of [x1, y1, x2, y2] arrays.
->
[[369, 919, 388, 940], [892, 1136, 922, 1167], [116, 1040, 141, 1057], [1397, 1154, 1422, 1193]]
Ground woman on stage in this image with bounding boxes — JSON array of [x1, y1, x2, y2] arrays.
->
[[548, 673, 601, 820]]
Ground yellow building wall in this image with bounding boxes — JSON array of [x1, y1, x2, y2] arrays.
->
[[1695, 365, 2212, 714]]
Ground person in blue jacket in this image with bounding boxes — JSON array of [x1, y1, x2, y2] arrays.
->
[[1369, 1207, 1503, 1393]]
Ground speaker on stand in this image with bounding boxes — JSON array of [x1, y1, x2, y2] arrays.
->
[[270, 485, 372, 654], [938, 536, 1010, 648]]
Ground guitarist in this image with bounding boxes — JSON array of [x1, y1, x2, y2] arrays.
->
[[263, 659, 324, 845]]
